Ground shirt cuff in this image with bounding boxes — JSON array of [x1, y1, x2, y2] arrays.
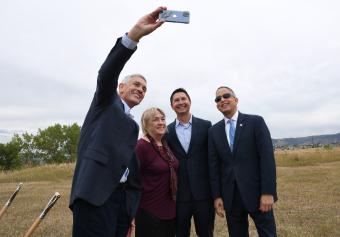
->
[[121, 33, 138, 49]]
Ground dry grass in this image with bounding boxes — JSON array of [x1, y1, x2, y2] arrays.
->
[[0, 164, 74, 237], [275, 146, 340, 167], [273, 163, 340, 237], [1, 148, 340, 236]]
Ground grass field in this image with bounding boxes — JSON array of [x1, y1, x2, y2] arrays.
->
[[1, 147, 340, 236]]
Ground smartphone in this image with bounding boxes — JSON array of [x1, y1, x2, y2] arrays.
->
[[159, 10, 190, 24]]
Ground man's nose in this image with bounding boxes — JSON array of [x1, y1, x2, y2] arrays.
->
[[136, 87, 143, 92]]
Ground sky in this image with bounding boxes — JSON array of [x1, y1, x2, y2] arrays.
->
[[1, 0, 340, 143]]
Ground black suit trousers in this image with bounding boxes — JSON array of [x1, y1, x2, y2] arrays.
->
[[72, 187, 130, 237], [226, 184, 277, 237], [176, 199, 215, 237], [135, 208, 175, 237]]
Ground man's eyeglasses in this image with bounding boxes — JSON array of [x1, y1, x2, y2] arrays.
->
[[215, 93, 234, 103]]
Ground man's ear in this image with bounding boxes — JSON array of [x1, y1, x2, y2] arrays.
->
[[118, 83, 124, 95]]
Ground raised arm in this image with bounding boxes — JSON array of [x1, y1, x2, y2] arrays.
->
[[128, 6, 166, 42], [95, 6, 166, 106]]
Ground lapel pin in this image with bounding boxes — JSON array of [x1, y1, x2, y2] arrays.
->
[[240, 124, 243, 127]]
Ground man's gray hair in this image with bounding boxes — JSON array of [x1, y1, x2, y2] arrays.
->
[[121, 74, 146, 84]]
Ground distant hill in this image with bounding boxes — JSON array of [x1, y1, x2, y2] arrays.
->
[[273, 133, 340, 147]]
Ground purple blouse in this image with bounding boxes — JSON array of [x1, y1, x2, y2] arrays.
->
[[135, 138, 179, 220]]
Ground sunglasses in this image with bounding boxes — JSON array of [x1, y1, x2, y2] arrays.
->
[[215, 93, 234, 103]]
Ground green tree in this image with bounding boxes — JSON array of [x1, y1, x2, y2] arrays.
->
[[34, 123, 80, 164], [64, 123, 81, 162], [12, 123, 81, 167], [14, 132, 43, 165], [0, 140, 21, 170]]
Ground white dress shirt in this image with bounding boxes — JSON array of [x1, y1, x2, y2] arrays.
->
[[121, 33, 138, 49], [118, 92, 134, 183]]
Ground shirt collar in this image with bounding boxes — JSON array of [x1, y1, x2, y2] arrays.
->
[[224, 110, 239, 124], [175, 114, 192, 127], [120, 98, 132, 116]]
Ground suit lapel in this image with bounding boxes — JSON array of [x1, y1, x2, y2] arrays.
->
[[187, 116, 197, 155], [168, 121, 187, 156], [233, 112, 246, 155], [117, 97, 139, 130], [216, 119, 232, 156]]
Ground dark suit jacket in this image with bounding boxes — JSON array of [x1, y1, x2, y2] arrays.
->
[[166, 116, 212, 201], [208, 112, 277, 212], [69, 38, 141, 218]]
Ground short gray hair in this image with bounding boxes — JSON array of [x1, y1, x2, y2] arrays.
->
[[121, 74, 146, 84]]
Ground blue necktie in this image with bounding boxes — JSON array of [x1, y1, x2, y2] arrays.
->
[[228, 119, 235, 152]]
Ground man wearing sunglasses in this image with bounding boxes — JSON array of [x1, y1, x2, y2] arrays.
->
[[208, 86, 277, 237]]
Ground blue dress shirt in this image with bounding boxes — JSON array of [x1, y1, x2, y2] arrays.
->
[[175, 115, 193, 153]]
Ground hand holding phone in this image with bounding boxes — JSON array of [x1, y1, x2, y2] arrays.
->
[[159, 10, 190, 24]]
